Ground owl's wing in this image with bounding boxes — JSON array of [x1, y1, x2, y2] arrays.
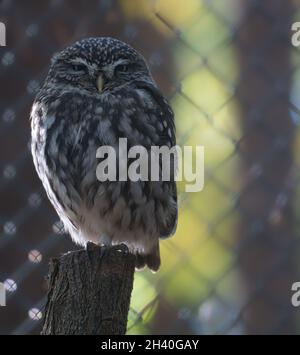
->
[[133, 80, 178, 239], [159, 180, 178, 239]]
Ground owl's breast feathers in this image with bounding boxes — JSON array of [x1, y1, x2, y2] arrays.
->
[[31, 81, 177, 248]]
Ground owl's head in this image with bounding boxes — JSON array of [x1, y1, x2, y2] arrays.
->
[[47, 37, 154, 93]]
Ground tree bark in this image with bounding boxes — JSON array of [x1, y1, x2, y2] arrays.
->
[[41, 243, 135, 335]]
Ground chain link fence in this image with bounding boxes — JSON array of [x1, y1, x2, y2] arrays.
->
[[1, 0, 300, 335]]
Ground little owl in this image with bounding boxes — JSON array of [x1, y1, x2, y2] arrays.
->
[[30, 37, 177, 271]]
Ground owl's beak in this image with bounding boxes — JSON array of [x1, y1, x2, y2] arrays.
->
[[96, 75, 104, 93]]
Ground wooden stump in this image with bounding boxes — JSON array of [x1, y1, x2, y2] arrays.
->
[[41, 243, 135, 335]]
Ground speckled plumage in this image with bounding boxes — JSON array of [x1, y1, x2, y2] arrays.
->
[[30, 37, 177, 271]]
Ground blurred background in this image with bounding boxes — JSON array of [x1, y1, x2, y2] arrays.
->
[[1, 0, 300, 335]]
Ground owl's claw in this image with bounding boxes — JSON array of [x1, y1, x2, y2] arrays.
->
[[86, 242, 97, 265], [99, 244, 110, 259], [86, 242, 112, 264], [112, 243, 129, 254]]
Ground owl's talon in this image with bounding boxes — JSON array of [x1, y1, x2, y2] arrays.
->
[[98, 245, 109, 259], [114, 243, 129, 254], [86, 242, 97, 264]]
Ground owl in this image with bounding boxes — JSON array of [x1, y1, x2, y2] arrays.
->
[[30, 37, 177, 271]]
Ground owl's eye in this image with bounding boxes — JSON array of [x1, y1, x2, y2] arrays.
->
[[115, 64, 129, 73], [71, 64, 87, 72]]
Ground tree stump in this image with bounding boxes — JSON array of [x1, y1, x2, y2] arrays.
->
[[41, 243, 135, 335]]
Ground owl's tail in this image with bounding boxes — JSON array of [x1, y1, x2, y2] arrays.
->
[[135, 243, 161, 272]]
